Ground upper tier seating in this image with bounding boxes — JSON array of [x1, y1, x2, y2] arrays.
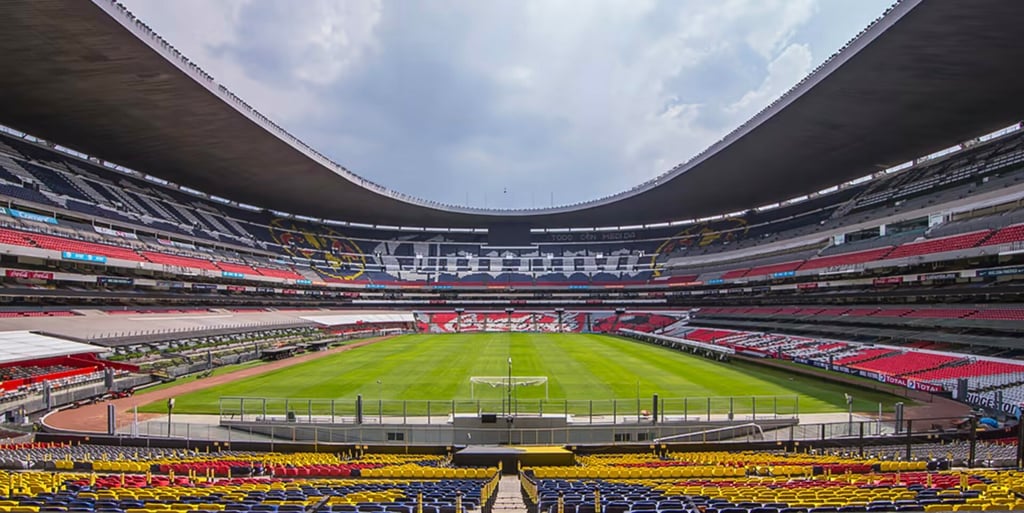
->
[[799, 247, 893, 271], [0, 227, 145, 262], [5, 124, 1024, 288], [216, 261, 257, 275], [698, 305, 1024, 322], [141, 251, 220, 271], [885, 230, 992, 259], [743, 260, 803, 277], [255, 266, 305, 280], [969, 309, 1024, 321], [903, 309, 978, 319], [871, 308, 915, 318], [981, 223, 1024, 246], [720, 268, 749, 280]]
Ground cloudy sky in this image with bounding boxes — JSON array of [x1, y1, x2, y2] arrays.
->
[[120, 0, 893, 210]]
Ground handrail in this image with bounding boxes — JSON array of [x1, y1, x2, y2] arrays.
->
[[653, 422, 765, 443]]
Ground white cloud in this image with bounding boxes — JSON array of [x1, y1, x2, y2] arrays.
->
[[119, 0, 382, 122], [113, 0, 892, 208], [727, 43, 814, 118], [469, 0, 822, 191]]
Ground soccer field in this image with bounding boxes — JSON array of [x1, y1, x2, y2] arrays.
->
[[141, 333, 906, 415]]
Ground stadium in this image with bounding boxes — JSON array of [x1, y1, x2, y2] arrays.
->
[[0, 0, 1023, 512]]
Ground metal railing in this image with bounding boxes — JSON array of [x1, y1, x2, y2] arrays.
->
[[216, 395, 803, 424]]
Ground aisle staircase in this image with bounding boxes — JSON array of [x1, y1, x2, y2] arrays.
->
[[493, 475, 529, 513]]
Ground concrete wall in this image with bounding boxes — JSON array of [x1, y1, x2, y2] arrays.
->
[[220, 418, 798, 445]]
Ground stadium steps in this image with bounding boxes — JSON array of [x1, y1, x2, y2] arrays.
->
[[104, 181, 151, 216], [0, 154, 51, 192], [839, 349, 901, 366], [133, 189, 183, 224], [220, 214, 255, 239], [492, 475, 529, 513], [196, 207, 233, 235], [167, 201, 209, 231], [62, 171, 109, 205]]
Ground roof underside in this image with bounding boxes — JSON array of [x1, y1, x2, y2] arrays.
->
[[0, 1, 1023, 228]]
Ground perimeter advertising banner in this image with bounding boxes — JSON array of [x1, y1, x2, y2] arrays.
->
[[5, 269, 53, 280], [0, 207, 58, 224], [966, 391, 1022, 418], [97, 276, 134, 286], [880, 374, 943, 393]]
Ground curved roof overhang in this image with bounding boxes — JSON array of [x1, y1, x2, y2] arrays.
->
[[0, 0, 1023, 228]]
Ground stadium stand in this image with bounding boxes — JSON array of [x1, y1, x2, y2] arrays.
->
[[1, 122, 1024, 287], [4, 3, 1024, 468]]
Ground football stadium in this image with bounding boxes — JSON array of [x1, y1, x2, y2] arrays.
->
[[0, 1, 1023, 512]]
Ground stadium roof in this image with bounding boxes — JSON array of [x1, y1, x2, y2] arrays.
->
[[0, 331, 101, 365], [300, 313, 415, 327], [0, 1, 1023, 228]]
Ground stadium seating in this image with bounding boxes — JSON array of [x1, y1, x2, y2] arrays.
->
[[0, 227, 145, 262], [254, 266, 305, 280], [885, 231, 992, 259], [980, 223, 1024, 246], [848, 352, 963, 376], [523, 451, 1024, 513], [697, 305, 1024, 323], [907, 360, 1024, 381], [216, 261, 257, 275], [683, 329, 740, 343], [141, 251, 220, 271], [416, 311, 678, 334], [968, 309, 1024, 321], [903, 309, 977, 319], [833, 348, 896, 366], [0, 444, 499, 513], [2, 124, 1024, 289], [799, 247, 893, 271], [743, 260, 804, 278]]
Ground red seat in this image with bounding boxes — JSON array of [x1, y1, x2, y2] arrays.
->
[[141, 251, 220, 271], [981, 223, 1024, 246], [886, 230, 991, 259], [800, 247, 893, 270]]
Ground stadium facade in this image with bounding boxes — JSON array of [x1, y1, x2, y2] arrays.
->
[[0, 0, 1020, 454]]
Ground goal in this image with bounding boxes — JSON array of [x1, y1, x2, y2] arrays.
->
[[469, 376, 549, 400]]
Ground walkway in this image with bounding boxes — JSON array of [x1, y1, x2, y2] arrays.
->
[[491, 475, 529, 513]]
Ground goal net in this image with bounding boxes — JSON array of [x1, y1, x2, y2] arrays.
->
[[469, 376, 549, 399]]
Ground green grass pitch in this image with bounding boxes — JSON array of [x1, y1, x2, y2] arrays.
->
[[141, 333, 907, 415]]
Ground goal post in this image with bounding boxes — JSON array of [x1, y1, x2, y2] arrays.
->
[[469, 376, 548, 400]]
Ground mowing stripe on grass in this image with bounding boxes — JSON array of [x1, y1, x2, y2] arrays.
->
[[139, 333, 907, 415]]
